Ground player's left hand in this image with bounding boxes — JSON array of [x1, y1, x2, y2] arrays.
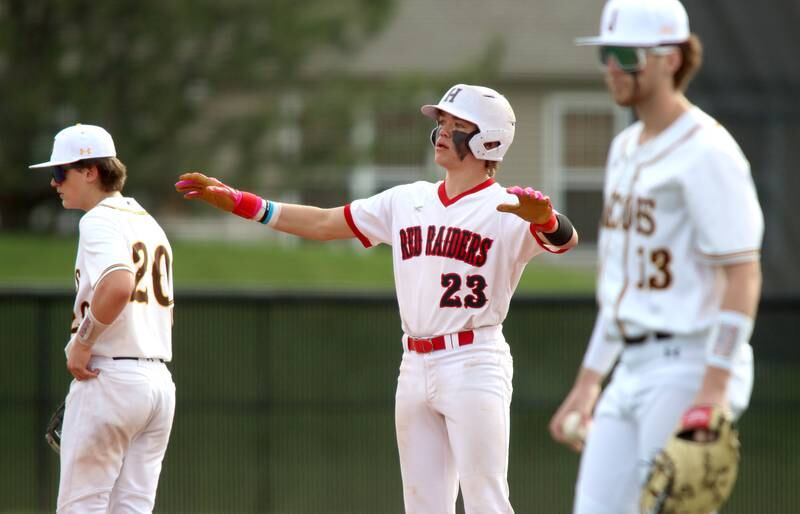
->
[[679, 404, 719, 442], [687, 389, 729, 443], [66, 340, 99, 381], [692, 389, 728, 412], [497, 186, 554, 225], [692, 366, 730, 416]]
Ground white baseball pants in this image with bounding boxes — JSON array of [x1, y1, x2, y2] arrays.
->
[[395, 332, 514, 514], [57, 356, 176, 514], [573, 335, 753, 514]]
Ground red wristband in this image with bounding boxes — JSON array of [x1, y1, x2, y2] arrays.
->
[[680, 405, 713, 430], [232, 191, 264, 219], [532, 213, 558, 233]]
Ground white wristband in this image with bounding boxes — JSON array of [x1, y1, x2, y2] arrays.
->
[[76, 308, 110, 347], [267, 201, 282, 227], [706, 310, 753, 370]]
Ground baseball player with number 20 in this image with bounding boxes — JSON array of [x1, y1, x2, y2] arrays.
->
[[176, 84, 578, 513], [30, 124, 176, 513], [548, 0, 764, 513]]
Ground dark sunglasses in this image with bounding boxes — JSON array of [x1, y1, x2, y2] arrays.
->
[[51, 165, 76, 184], [598, 46, 677, 72]]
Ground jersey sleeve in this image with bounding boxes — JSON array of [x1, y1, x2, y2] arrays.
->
[[345, 187, 398, 248], [682, 135, 764, 265], [78, 213, 134, 288]]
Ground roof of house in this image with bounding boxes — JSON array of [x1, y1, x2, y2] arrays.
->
[[332, 0, 603, 79], [321, 0, 799, 92]]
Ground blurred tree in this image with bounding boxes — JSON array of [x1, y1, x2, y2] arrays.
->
[[0, 0, 394, 229]]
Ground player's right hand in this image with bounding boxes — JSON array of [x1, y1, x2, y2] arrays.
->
[[175, 172, 241, 213], [549, 381, 601, 452]]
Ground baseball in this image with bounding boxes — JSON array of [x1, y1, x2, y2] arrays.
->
[[561, 411, 586, 442]]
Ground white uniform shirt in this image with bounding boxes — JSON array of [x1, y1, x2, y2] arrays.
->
[[597, 106, 764, 337], [346, 179, 558, 337], [68, 197, 174, 360]]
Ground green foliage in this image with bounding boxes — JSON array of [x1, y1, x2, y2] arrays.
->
[[0, 234, 596, 292], [0, 0, 395, 227]]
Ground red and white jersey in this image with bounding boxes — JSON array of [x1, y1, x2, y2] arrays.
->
[[68, 196, 174, 360], [345, 178, 559, 337], [597, 106, 763, 336]]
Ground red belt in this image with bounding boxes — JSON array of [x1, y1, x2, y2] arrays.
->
[[407, 330, 474, 353]]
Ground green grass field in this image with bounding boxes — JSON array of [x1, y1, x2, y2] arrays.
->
[[0, 234, 595, 292]]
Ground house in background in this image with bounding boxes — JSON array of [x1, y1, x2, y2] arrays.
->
[[310, 0, 799, 291], [322, 0, 627, 254]]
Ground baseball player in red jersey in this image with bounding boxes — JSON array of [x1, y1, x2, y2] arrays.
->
[[548, 1, 764, 513], [30, 124, 176, 513], [176, 84, 578, 513]]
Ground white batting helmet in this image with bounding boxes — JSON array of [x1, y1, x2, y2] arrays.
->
[[421, 84, 516, 161], [576, 0, 690, 47]]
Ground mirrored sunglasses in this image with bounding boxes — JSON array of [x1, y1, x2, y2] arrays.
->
[[599, 46, 677, 72]]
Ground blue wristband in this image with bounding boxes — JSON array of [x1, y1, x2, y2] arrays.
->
[[259, 201, 274, 224]]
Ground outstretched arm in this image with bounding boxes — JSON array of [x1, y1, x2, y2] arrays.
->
[[175, 172, 355, 241]]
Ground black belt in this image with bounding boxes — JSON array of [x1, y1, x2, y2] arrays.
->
[[112, 357, 165, 363], [623, 331, 673, 345]]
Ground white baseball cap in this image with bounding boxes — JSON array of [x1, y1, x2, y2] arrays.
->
[[576, 0, 690, 47], [421, 84, 516, 161], [29, 123, 116, 169]]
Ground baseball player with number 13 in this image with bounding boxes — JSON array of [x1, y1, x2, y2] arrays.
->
[[549, 0, 764, 513], [30, 124, 176, 514], [176, 84, 578, 513]]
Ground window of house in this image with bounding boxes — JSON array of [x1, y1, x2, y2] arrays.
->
[[349, 105, 433, 199], [372, 108, 431, 166], [541, 93, 632, 246]]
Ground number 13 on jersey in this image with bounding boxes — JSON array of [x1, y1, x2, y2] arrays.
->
[[636, 246, 672, 290]]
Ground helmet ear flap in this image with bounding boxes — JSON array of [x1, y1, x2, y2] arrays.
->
[[430, 126, 439, 147], [468, 130, 510, 161]]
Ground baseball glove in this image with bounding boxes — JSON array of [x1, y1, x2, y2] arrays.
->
[[45, 400, 65, 455], [640, 405, 740, 514]]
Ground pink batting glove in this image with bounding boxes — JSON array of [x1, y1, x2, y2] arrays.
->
[[175, 173, 251, 215], [506, 186, 545, 201], [175, 179, 239, 200], [498, 185, 556, 226]]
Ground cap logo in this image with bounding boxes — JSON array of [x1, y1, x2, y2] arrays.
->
[[607, 9, 619, 32], [79, 147, 92, 156], [443, 87, 463, 104]]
